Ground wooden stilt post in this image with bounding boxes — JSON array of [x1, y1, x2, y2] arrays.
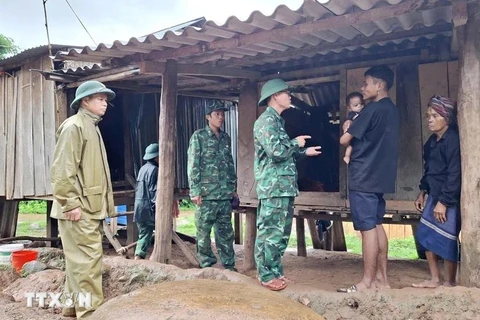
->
[[307, 219, 322, 249], [45, 200, 59, 247], [126, 204, 137, 256], [234, 212, 243, 245], [331, 221, 347, 252], [243, 208, 256, 271], [456, 2, 480, 287], [237, 81, 259, 271], [296, 217, 307, 257], [0, 200, 19, 238], [152, 59, 178, 264]]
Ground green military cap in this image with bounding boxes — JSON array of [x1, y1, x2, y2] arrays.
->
[[143, 143, 159, 160], [70, 80, 116, 110], [258, 79, 290, 106], [205, 101, 228, 115]]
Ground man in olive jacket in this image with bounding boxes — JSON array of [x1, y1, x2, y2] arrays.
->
[[133, 143, 159, 260], [50, 80, 115, 319]]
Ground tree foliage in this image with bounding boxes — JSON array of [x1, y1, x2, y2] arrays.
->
[[0, 34, 19, 59]]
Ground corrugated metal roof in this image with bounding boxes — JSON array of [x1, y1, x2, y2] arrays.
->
[[53, 0, 453, 67], [0, 44, 80, 70]]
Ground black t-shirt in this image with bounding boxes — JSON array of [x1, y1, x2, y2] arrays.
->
[[347, 97, 400, 193]]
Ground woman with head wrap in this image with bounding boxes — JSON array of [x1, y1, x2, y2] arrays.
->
[[412, 95, 461, 288]]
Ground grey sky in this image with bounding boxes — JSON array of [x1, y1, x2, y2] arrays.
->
[[0, 0, 303, 51]]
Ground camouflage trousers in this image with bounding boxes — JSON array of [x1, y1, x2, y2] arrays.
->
[[255, 197, 294, 282], [135, 221, 155, 259], [195, 200, 235, 269]]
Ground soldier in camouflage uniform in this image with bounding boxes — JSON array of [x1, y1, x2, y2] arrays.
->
[[254, 79, 321, 291], [187, 102, 237, 271]]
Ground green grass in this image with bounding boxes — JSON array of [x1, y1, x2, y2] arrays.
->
[[175, 213, 419, 259], [16, 220, 47, 237], [344, 234, 418, 259], [18, 200, 47, 214]]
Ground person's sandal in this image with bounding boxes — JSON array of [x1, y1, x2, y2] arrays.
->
[[337, 285, 357, 293], [278, 275, 293, 283], [260, 278, 287, 291]]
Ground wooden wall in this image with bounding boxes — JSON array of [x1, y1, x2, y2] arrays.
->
[[0, 55, 56, 199], [343, 222, 413, 240]]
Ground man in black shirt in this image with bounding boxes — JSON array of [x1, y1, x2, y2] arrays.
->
[[339, 65, 399, 292]]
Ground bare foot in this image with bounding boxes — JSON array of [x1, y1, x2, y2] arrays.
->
[[354, 281, 374, 292], [375, 276, 391, 289], [412, 280, 439, 288], [442, 281, 456, 287]]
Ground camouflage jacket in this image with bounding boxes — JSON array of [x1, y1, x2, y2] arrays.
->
[[254, 106, 304, 199], [187, 126, 237, 200]]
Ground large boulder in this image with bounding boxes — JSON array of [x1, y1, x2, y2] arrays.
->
[[93, 279, 324, 320]]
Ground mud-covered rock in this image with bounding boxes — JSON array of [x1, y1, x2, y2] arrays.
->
[[94, 279, 324, 320]]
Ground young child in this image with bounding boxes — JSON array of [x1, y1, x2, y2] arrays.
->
[[343, 92, 365, 164]]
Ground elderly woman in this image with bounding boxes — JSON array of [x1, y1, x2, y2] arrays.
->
[[412, 95, 461, 288]]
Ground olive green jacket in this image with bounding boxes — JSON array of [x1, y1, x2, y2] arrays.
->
[[50, 108, 114, 220]]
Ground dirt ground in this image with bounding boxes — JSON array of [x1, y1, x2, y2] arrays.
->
[[1, 242, 480, 320]]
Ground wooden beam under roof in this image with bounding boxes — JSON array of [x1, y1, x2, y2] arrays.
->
[[138, 61, 261, 79], [214, 24, 453, 68], [120, 0, 449, 63]]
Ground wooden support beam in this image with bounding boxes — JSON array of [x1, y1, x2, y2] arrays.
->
[[0, 200, 19, 238], [234, 212, 243, 245], [286, 75, 340, 87], [307, 219, 322, 249], [139, 61, 261, 79], [124, 205, 136, 255], [262, 55, 424, 82], [458, 3, 480, 287], [46, 201, 59, 247], [296, 217, 307, 257], [152, 59, 178, 264], [54, 89, 67, 130], [66, 66, 140, 88], [172, 230, 199, 267], [178, 64, 260, 79], [123, 0, 446, 63], [237, 83, 258, 199], [451, 0, 469, 53], [243, 208, 257, 271], [330, 221, 347, 252]]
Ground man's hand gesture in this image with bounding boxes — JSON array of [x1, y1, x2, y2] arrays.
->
[[295, 135, 311, 148], [305, 146, 322, 156]]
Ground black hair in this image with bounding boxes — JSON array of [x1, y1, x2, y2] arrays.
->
[[345, 92, 364, 106], [364, 65, 395, 90]]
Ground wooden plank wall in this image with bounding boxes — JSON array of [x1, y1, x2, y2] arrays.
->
[[418, 62, 449, 146], [343, 222, 413, 240], [0, 55, 57, 198], [395, 62, 423, 201]]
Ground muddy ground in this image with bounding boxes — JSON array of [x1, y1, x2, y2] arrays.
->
[[1, 243, 480, 320]]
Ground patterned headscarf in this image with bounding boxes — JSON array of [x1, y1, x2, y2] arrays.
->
[[428, 95, 457, 125]]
